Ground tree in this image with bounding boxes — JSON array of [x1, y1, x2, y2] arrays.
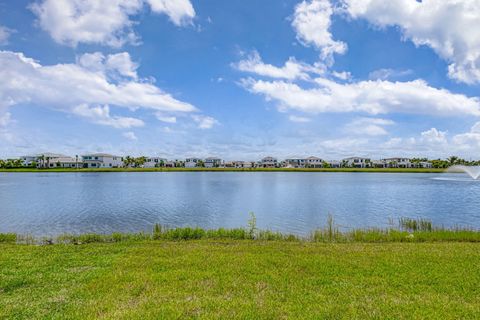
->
[[134, 156, 147, 168]]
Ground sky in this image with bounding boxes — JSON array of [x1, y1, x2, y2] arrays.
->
[[1, 0, 480, 160]]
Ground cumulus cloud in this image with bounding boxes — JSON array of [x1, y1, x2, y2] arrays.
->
[[73, 104, 144, 128], [343, 0, 480, 84], [30, 0, 195, 47], [191, 115, 218, 129], [233, 51, 325, 80], [292, 0, 347, 63], [0, 50, 196, 128], [344, 117, 394, 136], [0, 112, 11, 127], [146, 0, 195, 26], [368, 68, 413, 81], [122, 131, 138, 140], [0, 26, 14, 45], [242, 77, 480, 116]]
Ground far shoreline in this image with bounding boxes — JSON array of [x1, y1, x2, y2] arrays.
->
[[0, 167, 446, 173]]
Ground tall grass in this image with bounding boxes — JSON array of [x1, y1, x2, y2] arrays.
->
[[3, 215, 480, 245]]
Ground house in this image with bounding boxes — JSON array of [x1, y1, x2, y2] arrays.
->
[[284, 158, 306, 168], [413, 161, 432, 168], [204, 157, 222, 168], [144, 157, 167, 168], [343, 157, 371, 168], [82, 153, 123, 168], [21, 153, 82, 168], [232, 161, 254, 168], [260, 156, 278, 168], [371, 159, 387, 168], [306, 156, 323, 168], [326, 160, 341, 168], [185, 158, 202, 168], [383, 158, 412, 168]]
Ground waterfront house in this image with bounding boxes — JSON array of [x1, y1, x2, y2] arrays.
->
[[260, 156, 278, 168], [21, 153, 82, 168], [144, 157, 167, 168], [326, 160, 341, 168], [231, 161, 254, 168], [82, 153, 123, 168], [383, 157, 412, 168], [284, 158, 306, 168], [343, 157, 371, 168], [371, 159, 387, 168], [205, 157, 222, 168], [306, 156, 323, 168], [185, 158, 202, 168]]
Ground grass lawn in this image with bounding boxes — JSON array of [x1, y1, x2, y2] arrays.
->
[[1, 241, 479, 319]]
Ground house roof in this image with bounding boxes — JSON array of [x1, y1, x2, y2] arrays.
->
[[82, 153, 117, 157]]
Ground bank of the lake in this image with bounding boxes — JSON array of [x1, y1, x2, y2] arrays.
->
[[0, 167, 445, 173], [1, 240, 479, 319]]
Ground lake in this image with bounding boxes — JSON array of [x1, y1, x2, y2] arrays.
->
[[1, 172, 479, 236]]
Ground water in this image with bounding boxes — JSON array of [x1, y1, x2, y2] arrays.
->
[[1, 172, 480, 236]]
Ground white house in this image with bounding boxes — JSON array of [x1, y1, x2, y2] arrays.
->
[[21, 153, 82, 168], [306, 156, 323, 168], [284, 158, 306, 168], [205, 157, 222, 168], [326, 160, 341, 168], [82, 153, 123, 168], [384, 158, 412, 168], [343, 157, 371, 168], [144, 157, 167, 168], [371, 159, 387, 168], [185, 158, 202, 168], [260, 156, 278, 168]]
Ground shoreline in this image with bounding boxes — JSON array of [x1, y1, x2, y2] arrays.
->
[[0, 167, 446, 173]]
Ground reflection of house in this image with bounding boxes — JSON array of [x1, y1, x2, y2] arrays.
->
[[260, 156, 278, 168], [185, 158, 201, 168], [82, 154, 123, 168], [343, 157, 371, 168], [306, 156, 323, 168], [144, 157, 167, 168], [205, 157, 222, 168], [383, 158, 412, 168]]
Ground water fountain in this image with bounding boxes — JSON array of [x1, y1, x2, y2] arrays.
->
[[447, 165, 480, 180]]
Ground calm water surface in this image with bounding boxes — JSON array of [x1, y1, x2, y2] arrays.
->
[[1, 172, 479, 236]]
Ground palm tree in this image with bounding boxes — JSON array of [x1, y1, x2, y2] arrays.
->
[[447, 156, 459, 166]]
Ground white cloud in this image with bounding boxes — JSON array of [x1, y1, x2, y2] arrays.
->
[[146, 0, 195, 26], [78, 52, 139, 79], [292, 0, 347, 63], [0, 112, 11, 127], [0, 51, 196, 127], [191, 115, 218, 129], [421, 127, 447, 144], [234, 51, 324, 80], [122, 131, 138, 140], [0, 26, 14, 45], [242, 77, 480, 117], [289, 115, 311, 123], [73, 104, 144, 128], [30, 0, 195, 47], [155, 113, 177, 123], [343, 0, 480, 84], [344, 117, 394, 136], [368, 68, 413, 81], [331, 71, 351, 81]]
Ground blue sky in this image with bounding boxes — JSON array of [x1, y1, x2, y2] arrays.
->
[[1, 0, 480, 160]]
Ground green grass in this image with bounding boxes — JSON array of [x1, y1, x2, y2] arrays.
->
[[0, 167, 445, 173], [1, 241, 479, 319]]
